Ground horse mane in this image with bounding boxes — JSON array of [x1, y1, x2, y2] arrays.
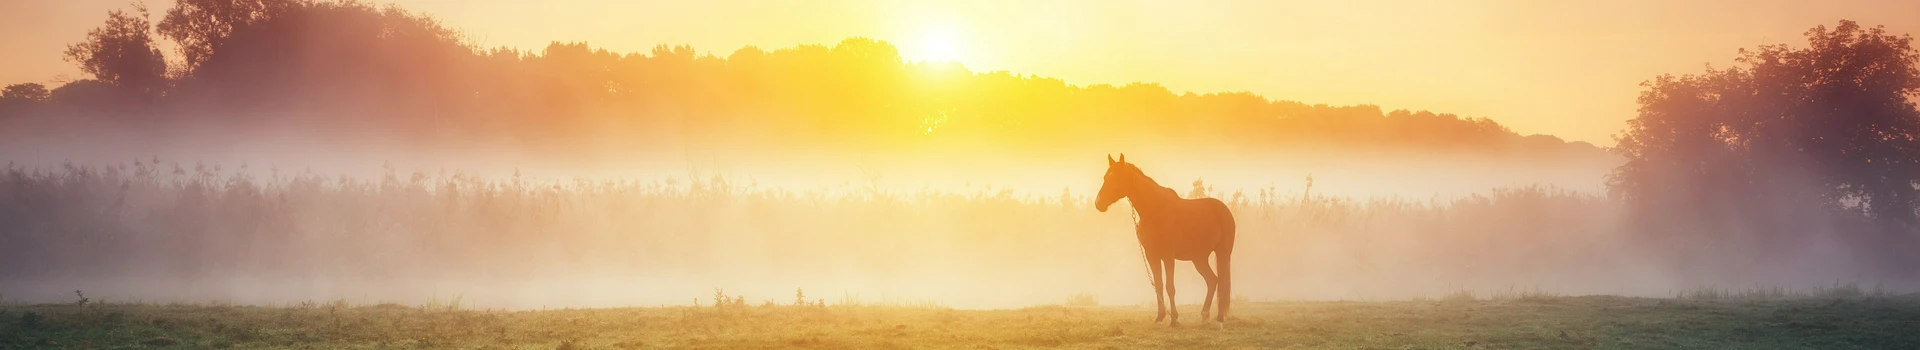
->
[[1121, 162, 1180, 206]]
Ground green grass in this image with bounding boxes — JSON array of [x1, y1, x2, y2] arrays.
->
[[1677, 282, 1893, 301], [4, 295, 1918, 349]]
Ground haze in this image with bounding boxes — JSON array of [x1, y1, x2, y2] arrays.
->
[[7, 0, 1920, 145], [3, 0, 1918, 310]]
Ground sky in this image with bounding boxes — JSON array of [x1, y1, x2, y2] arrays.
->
[[5, 0, 1920, 145]]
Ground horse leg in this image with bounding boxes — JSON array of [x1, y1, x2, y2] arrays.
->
[[1162, 258, 1179, 327], [1217, 250, 1233, 326], [1149, 255, 1167, 323], [1193, 254, 1219, 325]]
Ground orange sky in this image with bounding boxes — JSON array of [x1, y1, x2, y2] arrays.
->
[[5, 0, 1919, 145]]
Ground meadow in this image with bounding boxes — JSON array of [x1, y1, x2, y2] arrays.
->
[[2, 289, 1917, 349], [8, 1, 1920, 348], [4, 161, 1918, 349], [0, 160, 1654, 308]]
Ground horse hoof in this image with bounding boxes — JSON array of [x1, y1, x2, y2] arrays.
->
[[1215, 321, 1225, 330], [1154, 314, 1165, 323], [1169, 320, 1181, 328]]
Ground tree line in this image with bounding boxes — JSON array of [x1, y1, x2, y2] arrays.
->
[[0, 0, 1602, 161]]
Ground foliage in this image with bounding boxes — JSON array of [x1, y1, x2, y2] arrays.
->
[[1611, 20, 1920, 229], [0, 83, 51, 117], [3, 1, 1605, 162], [156, 0, 303, 73], [62, 4, 169, 97], [1, 83, 50, 102]]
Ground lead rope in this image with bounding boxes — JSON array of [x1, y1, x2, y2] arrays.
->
[[1133, 207, 1155, 287]]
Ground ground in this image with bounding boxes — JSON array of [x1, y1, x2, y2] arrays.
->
[[2, 295, 1918, 349]]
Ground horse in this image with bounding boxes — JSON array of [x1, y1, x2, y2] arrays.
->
[[1094, 154, 1236, 328]]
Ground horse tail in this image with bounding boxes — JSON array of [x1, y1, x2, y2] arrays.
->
[[1216, 201, 1236, 253], [1214, 199, 1236, 322]]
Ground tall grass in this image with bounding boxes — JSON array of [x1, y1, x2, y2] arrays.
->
[[0, 160, 1872, 308], [1676, 281, 1892, 300]]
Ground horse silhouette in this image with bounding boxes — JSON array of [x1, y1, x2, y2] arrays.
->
[[1095, 154, 1236, 328]]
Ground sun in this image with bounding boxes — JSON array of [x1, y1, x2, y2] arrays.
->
[[906, 25, 965, 63]]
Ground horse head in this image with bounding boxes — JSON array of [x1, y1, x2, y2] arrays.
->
[[1095, 153, 1138, 212]]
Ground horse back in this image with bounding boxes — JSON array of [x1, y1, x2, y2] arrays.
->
[[1139, 197, 1235, 260], [1183, 197, 1235, 240]]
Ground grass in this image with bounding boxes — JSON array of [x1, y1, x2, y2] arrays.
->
[[1677, 282, 1893, 300], [3, 294, 1918, 349], [1064, 293, 1099, 307], [0, 161, 1666, 307]]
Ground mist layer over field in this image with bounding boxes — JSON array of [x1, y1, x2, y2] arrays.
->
[[0, 120, 1614, 200], [6, 1, 1919, 311], [0, 143, 1906, 310]]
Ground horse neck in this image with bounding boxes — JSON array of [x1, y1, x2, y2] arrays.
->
[[1128, 174, 1178, 215]]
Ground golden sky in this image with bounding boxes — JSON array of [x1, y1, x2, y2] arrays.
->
[[5, 0, 1919, 145]]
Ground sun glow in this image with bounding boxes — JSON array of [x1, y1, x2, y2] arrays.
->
[[905, 24, 964, 63]]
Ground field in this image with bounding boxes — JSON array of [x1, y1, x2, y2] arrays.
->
[[3, 293, 1918, 349], [0, 163, 1650, 307], [6, 163, 1920, 349]]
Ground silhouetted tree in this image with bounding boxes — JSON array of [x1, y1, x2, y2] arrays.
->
[[157, 0, 302, 74], [47, 80, 125, 107], [2, 83, 51, 102], [0, 83, 52, 118], [64, 4, 169, 98], [1611, 20, 1920, 228], [8, 0, 1608, 163]]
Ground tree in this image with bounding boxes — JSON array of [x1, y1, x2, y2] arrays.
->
[[0, 83, 52, 118], [1611, 20, 1920, 227], [1, 83, 50, 102], [64, 4, 169, 97], [157, 0, 301, 74]]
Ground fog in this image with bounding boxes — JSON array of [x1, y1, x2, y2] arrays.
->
[[0, 118, 1613, 200], [13, 0, 1920, 310], [5, 120, 1912, 311]]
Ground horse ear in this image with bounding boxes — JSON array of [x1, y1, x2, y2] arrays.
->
[[1108, 154, 1115, 164], [1119, 153, 1126, 163]]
